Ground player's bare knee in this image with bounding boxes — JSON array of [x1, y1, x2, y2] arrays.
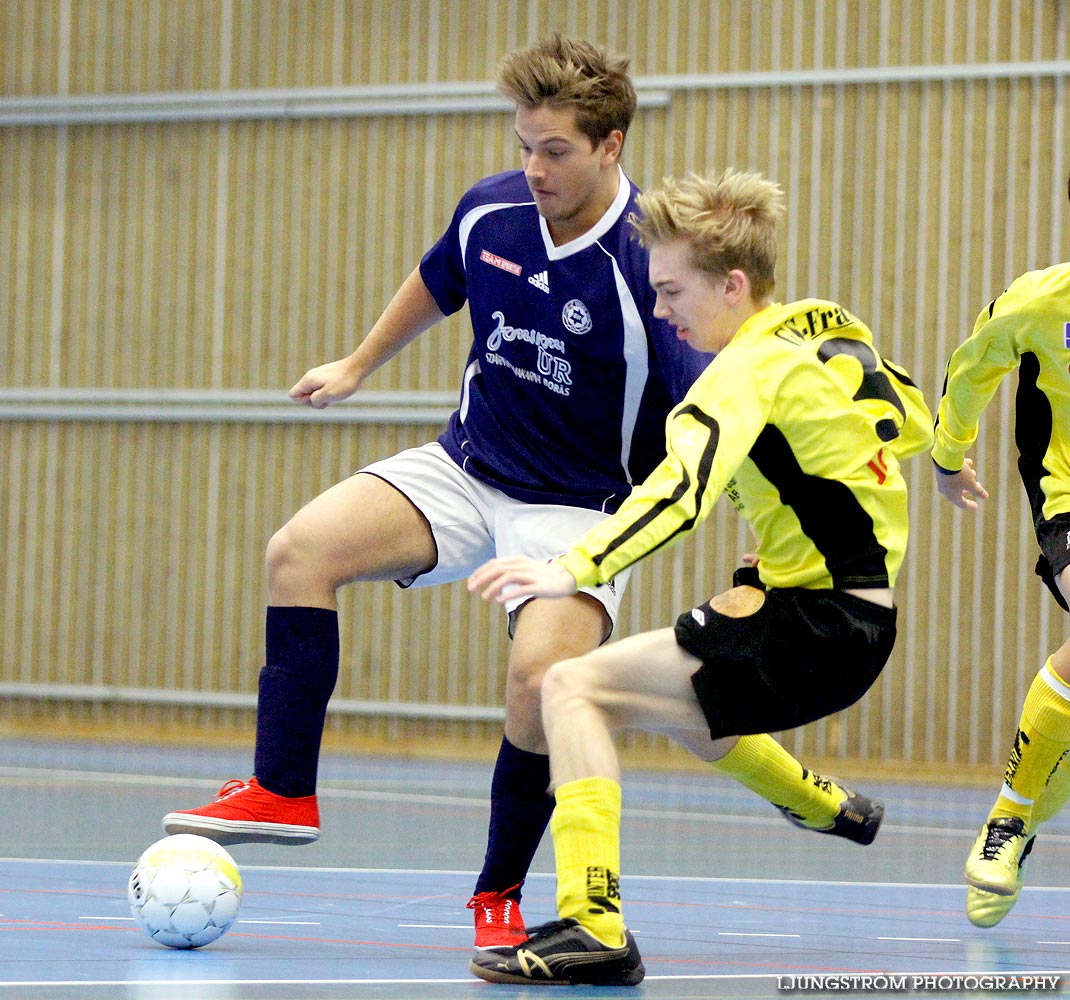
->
[[540, 659, 570, 709], [709, 585, 765, 619], [265, 523, 301, 584], [265, 519, 331, 597], [1057, 565, 1070, 624], [541, 657, 595, 716], [1053, 563, 1070, 683], [506, 642, 557, 698], [264, 527, 286, 578], [1050, 640, 1070, 686]]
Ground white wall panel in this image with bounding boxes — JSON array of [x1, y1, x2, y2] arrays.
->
[[3, 0, 1070, 772]]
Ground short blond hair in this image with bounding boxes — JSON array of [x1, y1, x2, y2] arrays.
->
[[630, 169, 785, 301], [496, 33, 636, 147]]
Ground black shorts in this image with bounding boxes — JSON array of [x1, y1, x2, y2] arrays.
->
[[1032, 512, 1070, 612], [675, 588, 897, 740]]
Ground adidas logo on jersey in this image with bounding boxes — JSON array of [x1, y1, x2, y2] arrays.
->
[[528, 270, 549, 293]]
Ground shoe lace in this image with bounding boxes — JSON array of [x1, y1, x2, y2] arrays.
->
[[467, 882, 523, 923], [982, 821, 1026, 861], [215, 778, 250, 800]]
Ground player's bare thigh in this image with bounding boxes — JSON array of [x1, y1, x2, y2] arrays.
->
[[542, 585, 767, 752], [541, 627, 710, 785], [544, 627, 711, 734], [267, 472, 436, 606]]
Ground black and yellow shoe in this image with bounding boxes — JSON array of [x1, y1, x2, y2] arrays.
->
[[966, 835, 1035, 928], [469, 918, 644, 986], [964, 817, 1031, 896], [776, 781, 885, 846]]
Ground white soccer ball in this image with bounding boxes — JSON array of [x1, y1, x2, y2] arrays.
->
[[128, 834, 243, 949]]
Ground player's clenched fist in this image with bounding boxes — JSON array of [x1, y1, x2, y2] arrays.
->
[[289, 359, 363, 408]]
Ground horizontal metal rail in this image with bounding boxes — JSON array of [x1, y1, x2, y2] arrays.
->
[[639, 58, 1070, 90], [2, 61, 1066, 126], [0, 681, 505, 722], [0, 388, 457, 424], [0, 83, 670, 126]]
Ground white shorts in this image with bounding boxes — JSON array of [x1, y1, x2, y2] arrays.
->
[[359, 442, 630, 630]]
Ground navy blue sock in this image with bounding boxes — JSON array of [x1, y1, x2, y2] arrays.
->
[[253, 606, 339, 798], [474, 737, 555, 901]]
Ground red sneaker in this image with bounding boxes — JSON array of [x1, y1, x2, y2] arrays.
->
[[468, 883, 527, 949], [162, 777, 319, 846]]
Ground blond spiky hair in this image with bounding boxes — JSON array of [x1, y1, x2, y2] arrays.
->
[[630, 169, 785, 301], [496, 33, 636, 147]]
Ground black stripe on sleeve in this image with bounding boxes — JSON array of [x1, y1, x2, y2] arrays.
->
[[591, 406, 720, 570], [933, 358, 951, 434], [1015, 352, 1056, 531], [748, 425, 891, 588], [882, 358, 919, 389]]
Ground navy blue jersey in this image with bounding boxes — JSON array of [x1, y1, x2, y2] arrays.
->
[[420, 167, 709, 513]]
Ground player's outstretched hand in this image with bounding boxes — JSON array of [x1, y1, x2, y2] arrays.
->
[[289, 359, 362, 409], [934, 457, 989, 510], [468, 557, 578, 604]]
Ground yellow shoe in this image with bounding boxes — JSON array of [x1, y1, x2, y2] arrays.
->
[[966, 835, 1035, 927], [964, 817, 1030, 895]]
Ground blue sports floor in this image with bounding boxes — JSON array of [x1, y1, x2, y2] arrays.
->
[[2, 738, 1069, 999]]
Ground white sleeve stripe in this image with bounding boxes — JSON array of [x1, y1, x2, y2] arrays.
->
[[606, 250, 649, 485], [458, 358, 480, 424], [458, 201, 532, 263]]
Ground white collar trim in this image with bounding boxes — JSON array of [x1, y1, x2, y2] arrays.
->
[[539, 165, 631, 260]]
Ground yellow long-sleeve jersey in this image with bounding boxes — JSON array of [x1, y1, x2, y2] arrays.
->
[[557, 299, 934, 591], [932, 262, 1070, 522]]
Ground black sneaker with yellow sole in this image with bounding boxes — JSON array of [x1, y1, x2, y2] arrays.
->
[[469, 918, 645, 986], [776, 782, 884, 846]]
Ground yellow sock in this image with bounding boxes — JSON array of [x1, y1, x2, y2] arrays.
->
[[1033, 750, 1070, 825], [990, 659, 1070, 828], [551, 777, 625, 948], [711, 734, 844, 829]]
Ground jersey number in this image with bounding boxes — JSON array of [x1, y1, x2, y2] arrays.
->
[[817, 338, 905, 442]]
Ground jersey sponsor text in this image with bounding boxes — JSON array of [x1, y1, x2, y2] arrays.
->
[[480, 248, 522, 276], [486, 311, 565, 353]]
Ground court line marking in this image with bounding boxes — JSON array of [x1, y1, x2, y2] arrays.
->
[[397, 923, 469, 929], [6, 765, 1068, 843], [5, 857, 1070, 893], [238, 919, 321, 925], [4, 972, 1069, 987], [0, 767, 490, 809], [12, 912, 1068, 955], [13, 868, 1069, 968], [878, 936, 961, 942]]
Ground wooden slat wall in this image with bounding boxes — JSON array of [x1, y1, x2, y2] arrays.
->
[[2, 0, 1069, 771]]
